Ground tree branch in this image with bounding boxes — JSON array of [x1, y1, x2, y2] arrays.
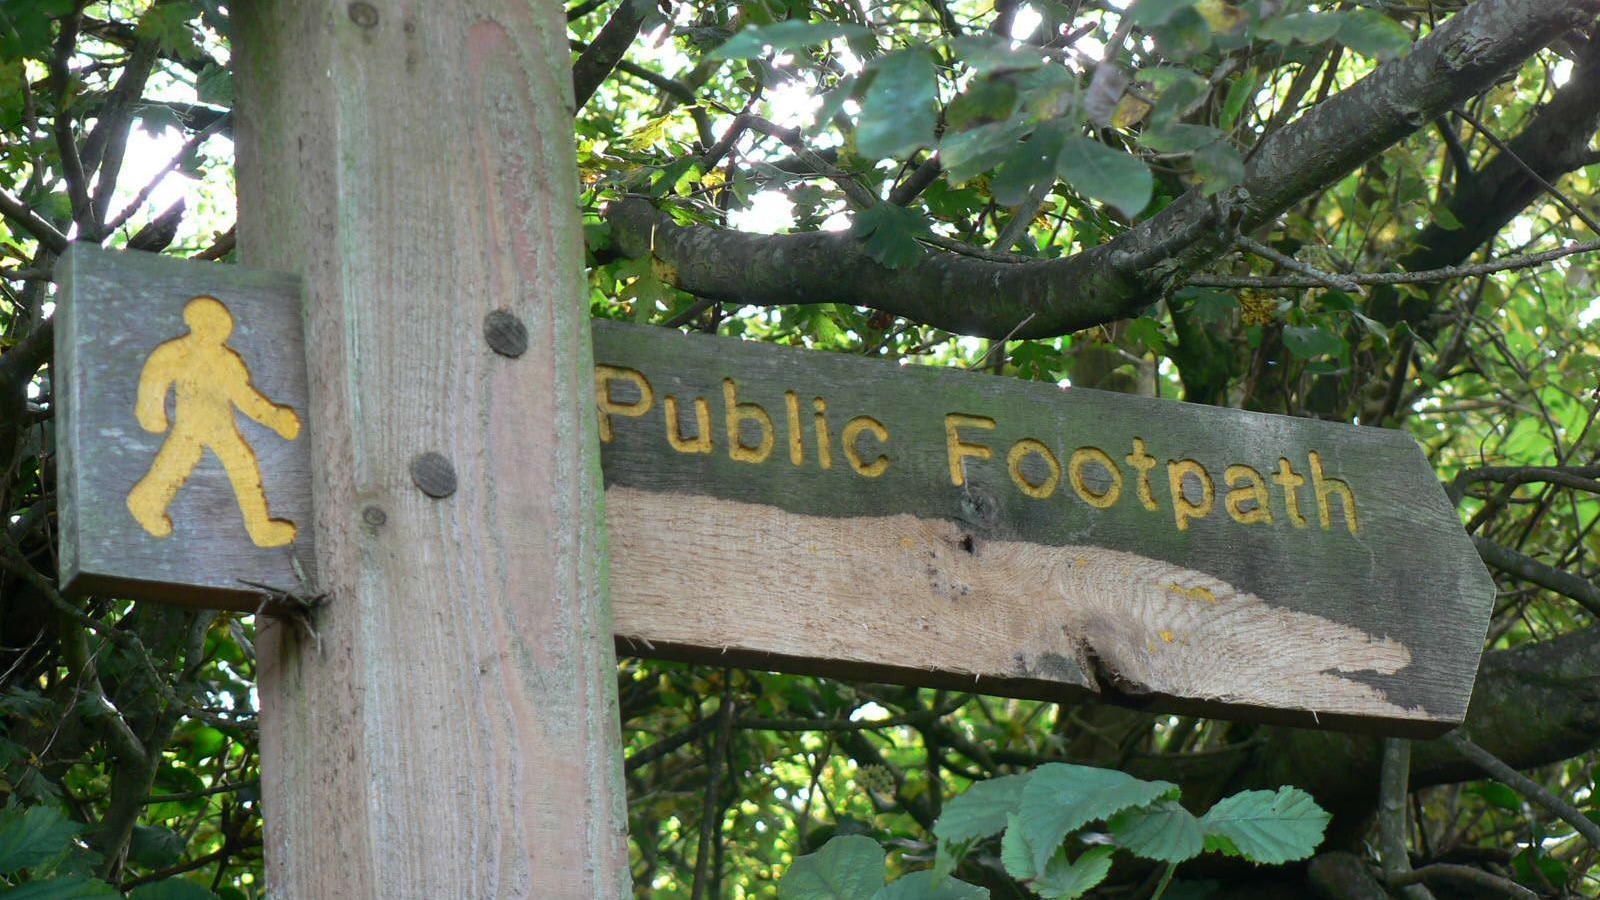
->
[[1442, 732, 1600, 854], [1473, 534, 1600, 617], [610, 0, 1600, 338], [572, 0, 651, 110]]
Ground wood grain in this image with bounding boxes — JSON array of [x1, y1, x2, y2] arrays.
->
[[593, 320, 1496, 735], [234, 1, 629, 896], [56, 244, 311, 609]]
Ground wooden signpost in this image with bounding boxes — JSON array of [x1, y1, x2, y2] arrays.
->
[[55, 242, 1494, 736]]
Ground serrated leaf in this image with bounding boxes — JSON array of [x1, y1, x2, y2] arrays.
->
[[710, 21, 871, 59], [1057, 137, 1152, 218], [934, 773, 1032, 844], [1199, 787, 1330, 865], [1281, 325, 1344, 359], [1017, 764, 1177, 873], [1191, 141, 1244, 195], [872, 871, 988, 899], [857, 50, 937, 159], [1000, 813, 1038, 880], [1331, 10, 1411, 61], [779, 835, 886, 900], [1033, 846, 1114, 900], [195, 64, 232, 107], [1109, 799, 1205, 863], [850, 203, 930, 270], [0, 803, 83, 876]]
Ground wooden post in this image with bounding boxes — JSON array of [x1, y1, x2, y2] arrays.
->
[[233, 1, 630, 895]]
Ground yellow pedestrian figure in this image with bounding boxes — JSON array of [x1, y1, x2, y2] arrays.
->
[[126, 296, 302, 547]]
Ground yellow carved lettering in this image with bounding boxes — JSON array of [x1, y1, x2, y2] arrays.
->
[[1167, 459, 1214, 531], [1006, 439, 1061, 499], [1223, 464, 1273, 524], [663, 395, 712, 454], [812, 397, 832, 469], [842, 416, 890, 477], [785, 391, 804, 466], [722, 379, 773, 464], [944, 413, 994, 486], [595, 364, 653, 443], [1309, 451, 1358, 533], [1272, 457, 1308, 527], [1125, 437, 1159, 510], [1070, 447, 1122, 509]]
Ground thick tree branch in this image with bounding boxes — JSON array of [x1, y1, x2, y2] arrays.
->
[[611, 0, 1600, 338]]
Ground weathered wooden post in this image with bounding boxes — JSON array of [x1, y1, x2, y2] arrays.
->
[[232, 1, 630, 894]]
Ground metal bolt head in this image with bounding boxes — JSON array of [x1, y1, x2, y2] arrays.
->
[[409, 452, 457, 499], [483, 309, 529, 358], [362, 505, 388, 527], [347, 1, 379, 28]]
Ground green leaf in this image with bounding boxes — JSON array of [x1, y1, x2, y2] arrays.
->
[[136, 3, 201, 60], [1468, 781, 1523, 812], [1000, 813, 1039, 880], [941, 121, 1029, 184], [1199, 787, 1330, 864], [1151, 8, 1212, 61], [195, 64, 233, 107], [0, 803, 83, 876], [1109, 799, 1205, 863], [1032, 846, 1114, 900], [1140, 123, 1222, 154], [934, 773, 1033, 843], [993, 122, 1068, 207], [1331, 10, 1411, 61], [0, 0, 77, 61], [1017, 764, 1177, 873], [779, 835, 886, 900], [1191, 141, 1244, 195], [1256, 12, 1341, 45], [808, 76, 857, 135], [1125, 317, 1169, 354], [709, 21, 870, 60], [0, 877, 119, 899], [872, 871, 988, 899], [1056, 137, 1152, 218], [950, 36, 1049, 74], [1127, 0, 1199, 27], [850, 203, 930, 270], [127, 824, 187, 870], [1280, 325, 1344, 359], [857, 50, 937, 159], [129, 881, 221, 900]]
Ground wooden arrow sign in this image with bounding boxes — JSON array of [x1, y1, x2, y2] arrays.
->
[[54, 245, 1495, 735]]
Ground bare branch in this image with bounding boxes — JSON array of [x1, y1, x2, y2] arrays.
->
[[1443, 731, 1600, 854]]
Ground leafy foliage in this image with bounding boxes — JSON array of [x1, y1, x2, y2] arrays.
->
[[1, 0, 1598, 898], [784, 764, 1327, 898]]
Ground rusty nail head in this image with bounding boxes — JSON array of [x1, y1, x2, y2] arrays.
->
[[362, 505, 387, 527]]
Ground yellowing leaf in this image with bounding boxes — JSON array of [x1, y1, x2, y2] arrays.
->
[[1112, 94, 1152, 129], [1196, 0, 1246, 32], [623, 111, 681, 152]]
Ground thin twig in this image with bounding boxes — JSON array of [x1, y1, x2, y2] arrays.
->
[[1235, 234, 1363, 294], [1443, 731, 1600, 853], [1188, 238, 1600, 288]]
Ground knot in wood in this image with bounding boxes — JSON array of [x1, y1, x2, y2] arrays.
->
[[483, 309, 529, 358], [347, 1, 379, 28], [409, 452, 457, 499]]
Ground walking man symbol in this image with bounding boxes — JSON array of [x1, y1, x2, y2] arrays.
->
[[126, 296, 302, 547]]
